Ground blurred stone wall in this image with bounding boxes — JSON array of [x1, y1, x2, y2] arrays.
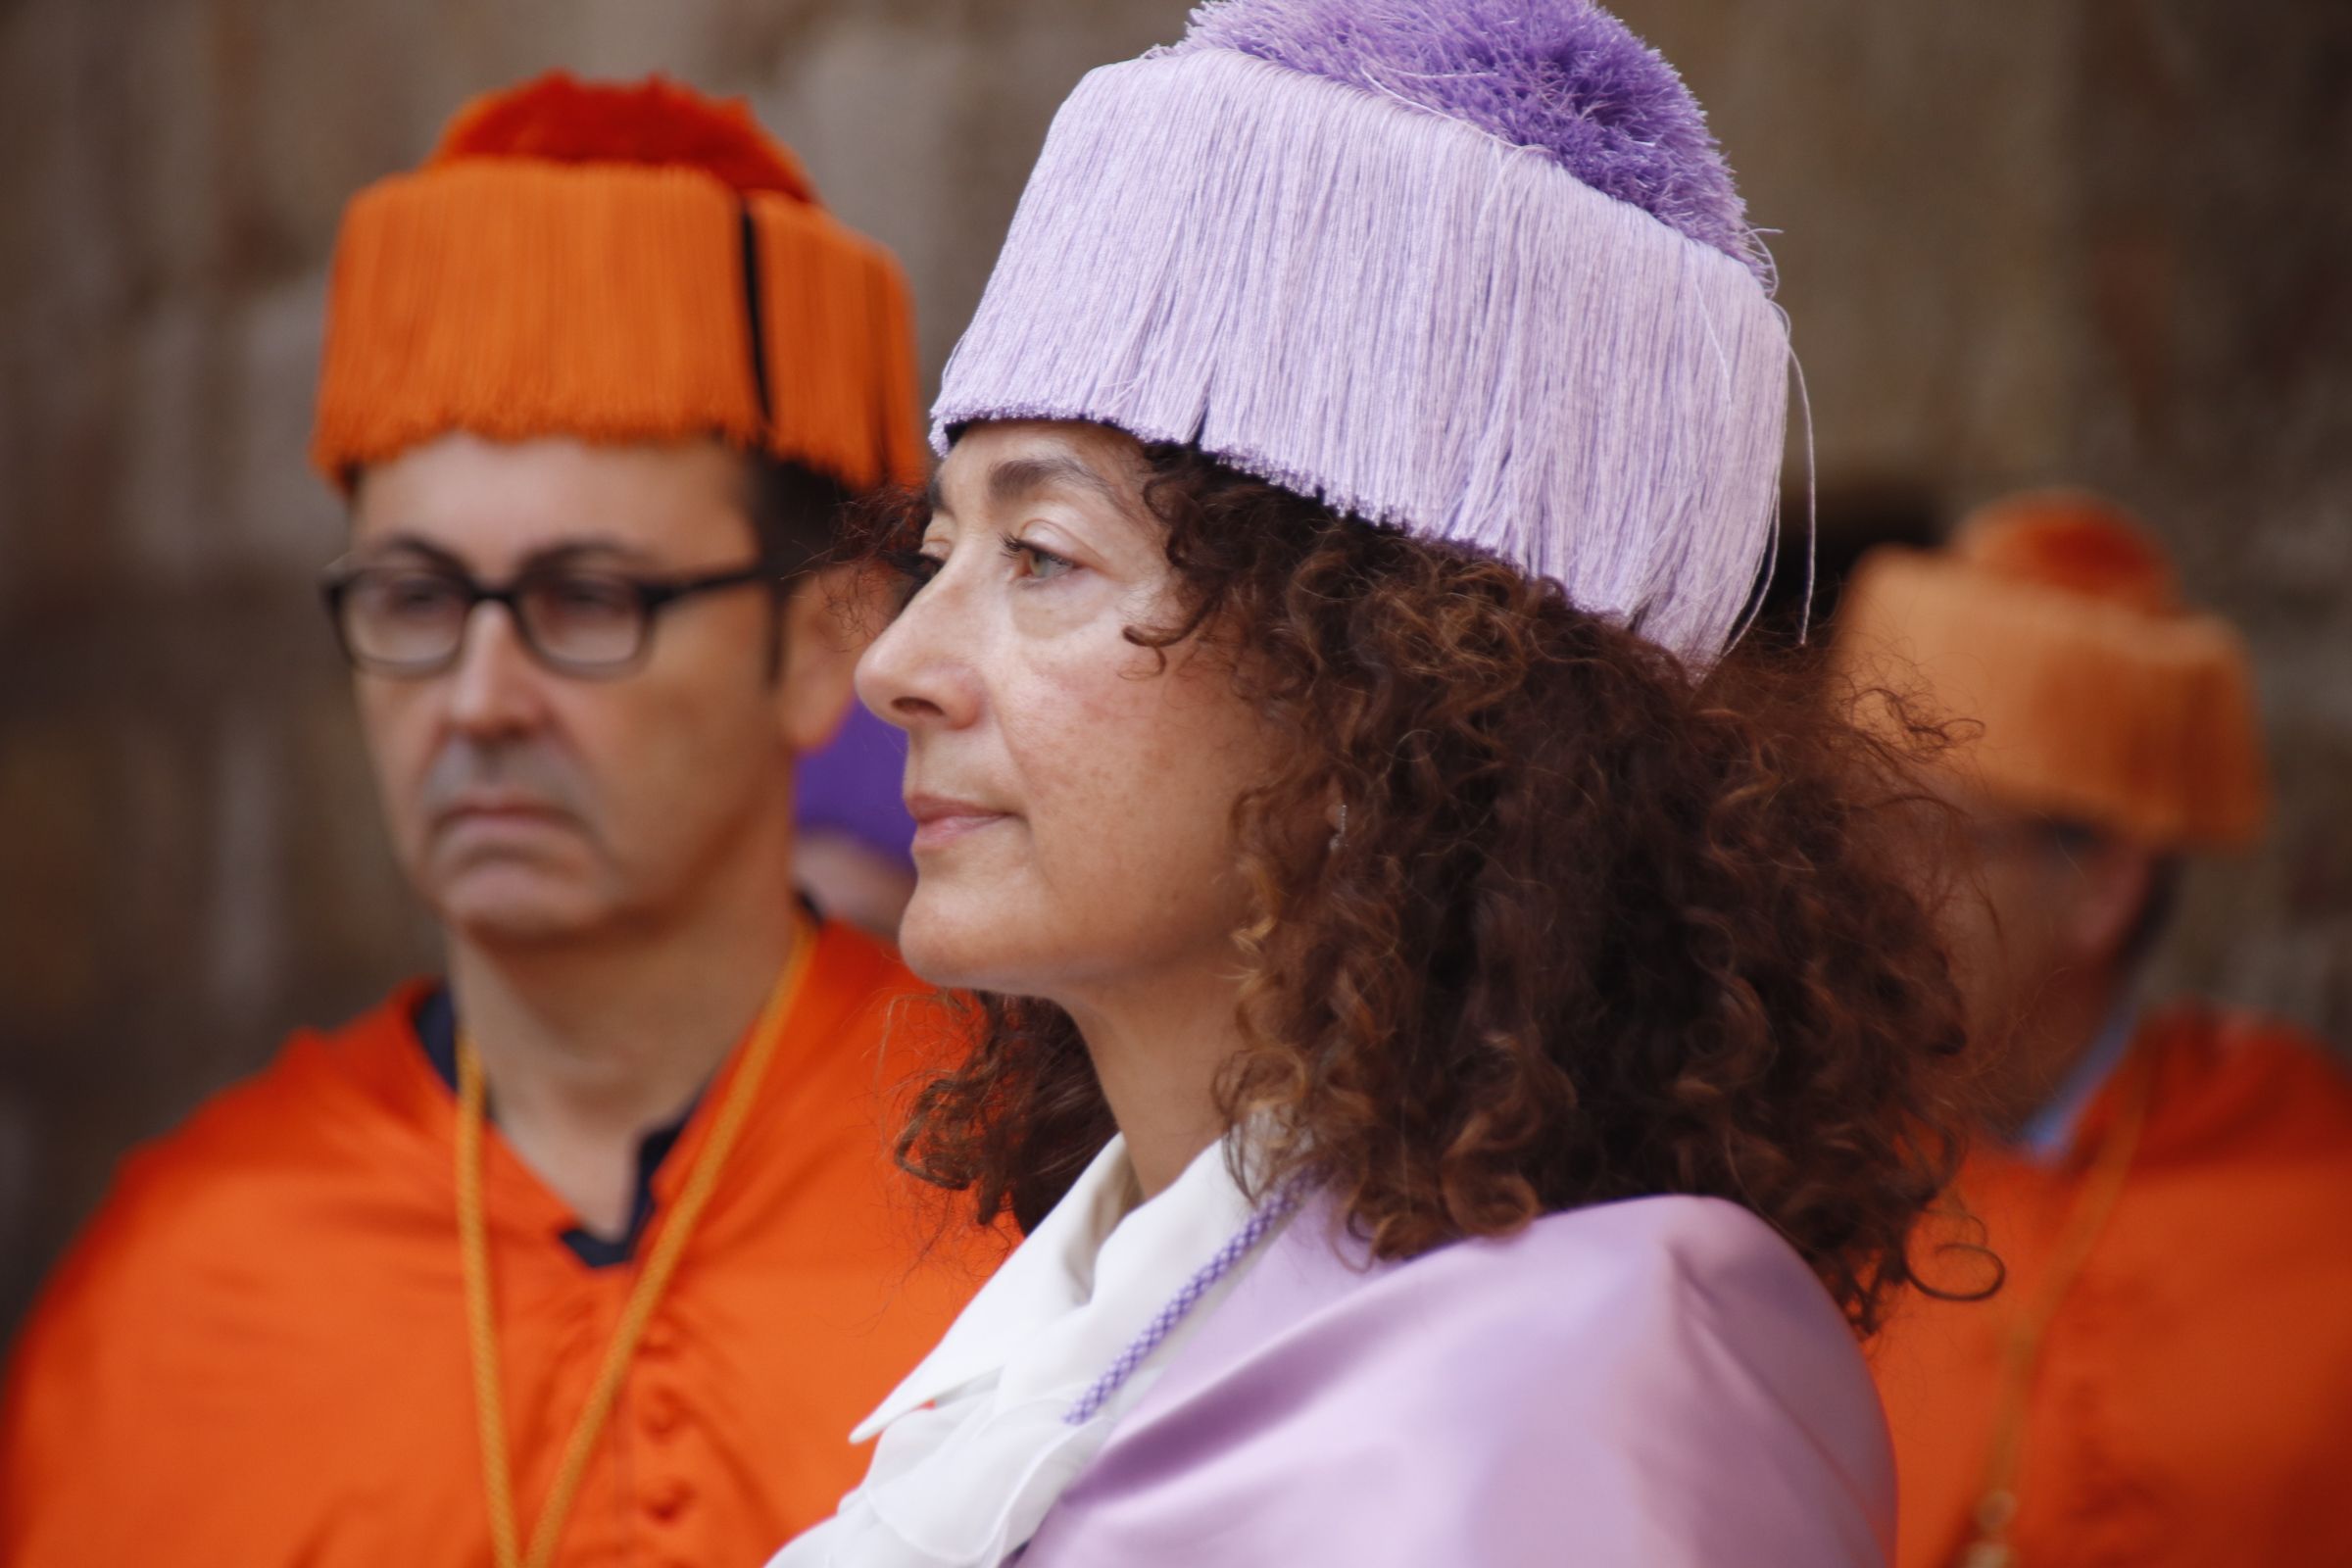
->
[[3, 0, 2346, 1337], [1648, 1, 2352, 1030]]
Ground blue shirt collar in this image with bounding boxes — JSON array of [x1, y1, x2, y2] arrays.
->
[[2015, 998, 2139, 1161]]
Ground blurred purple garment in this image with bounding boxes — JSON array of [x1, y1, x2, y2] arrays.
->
[[796, 703, 914, 866], [1019, 1194, 1894, 1567]]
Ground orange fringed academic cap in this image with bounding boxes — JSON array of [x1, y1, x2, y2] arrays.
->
[[1834, 489, 2269, 848], [312, 73, 924, 493]]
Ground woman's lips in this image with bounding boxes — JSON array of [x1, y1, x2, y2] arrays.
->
[[906, 794, 1012, 853]]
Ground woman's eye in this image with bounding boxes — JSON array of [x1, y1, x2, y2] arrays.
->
[[879, 548, 945, 611], [1002, 536, 1076, 581], [884, 548, 945, 585]]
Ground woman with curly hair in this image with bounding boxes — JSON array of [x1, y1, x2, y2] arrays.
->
[[775, 3, 1969, 1565]]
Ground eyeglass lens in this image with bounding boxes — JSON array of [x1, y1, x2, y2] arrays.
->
[[339, 568, 647, 672]]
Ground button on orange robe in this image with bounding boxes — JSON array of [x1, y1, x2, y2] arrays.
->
[[1874, 1004, 2352, 1567], [0, 920, 995, 1567]]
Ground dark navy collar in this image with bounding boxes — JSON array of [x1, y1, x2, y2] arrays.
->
[[412, 986, 692, 1270]]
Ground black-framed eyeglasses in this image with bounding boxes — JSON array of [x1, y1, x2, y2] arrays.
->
[[319, 559, 786, 678]]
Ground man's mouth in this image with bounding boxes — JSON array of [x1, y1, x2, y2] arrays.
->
[[432, 795, 573, 833]]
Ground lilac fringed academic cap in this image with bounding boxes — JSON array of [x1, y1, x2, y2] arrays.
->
[[934, 0, 1790, 663]]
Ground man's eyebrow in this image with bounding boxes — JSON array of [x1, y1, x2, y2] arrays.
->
[[349, 534, 662, 572], [516, 538, 662, 571], [350, 533, 466, 570]]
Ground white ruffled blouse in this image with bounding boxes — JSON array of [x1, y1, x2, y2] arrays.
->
[[768, 1132, 1278, 1568]]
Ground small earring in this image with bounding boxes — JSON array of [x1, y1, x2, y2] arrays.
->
[[1328, 801, 1348, 853]]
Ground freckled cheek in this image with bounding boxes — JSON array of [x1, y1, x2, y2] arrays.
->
[[994, 658, 1178, 864], [999, 702, 1127, 843], [1001, 663, 1255, 897]]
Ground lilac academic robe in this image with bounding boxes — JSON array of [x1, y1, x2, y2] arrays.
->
[[1020, 1194, 1893, 1566]]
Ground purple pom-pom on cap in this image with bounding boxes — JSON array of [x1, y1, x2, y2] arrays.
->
[[1179, 0, 1762, 277]]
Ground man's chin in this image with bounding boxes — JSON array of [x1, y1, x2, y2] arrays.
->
[[428, 869, 612, 948]]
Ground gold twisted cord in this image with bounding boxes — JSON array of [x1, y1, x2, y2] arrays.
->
[[458, 1039, 523, 1568], [1956, 1048, 2156, 1568], [458, 919, 816, 1568]]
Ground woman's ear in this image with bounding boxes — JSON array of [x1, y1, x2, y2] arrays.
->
[[775, 564, 879, 754]]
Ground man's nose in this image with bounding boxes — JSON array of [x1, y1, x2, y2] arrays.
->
[[856, 575, 982, 734], [443, 602, 550, 735]]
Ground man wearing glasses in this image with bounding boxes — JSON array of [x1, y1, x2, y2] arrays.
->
[[1, 75, 990, 1568]]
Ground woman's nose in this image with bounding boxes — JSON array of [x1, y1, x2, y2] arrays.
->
[[856, 571, 982, 733]]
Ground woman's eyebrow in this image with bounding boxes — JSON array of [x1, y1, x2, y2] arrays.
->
[[926, 451, 1134, 529], [986, 454, 1127, 513]]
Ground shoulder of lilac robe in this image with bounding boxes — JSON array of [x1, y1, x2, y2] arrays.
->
[[1018, 1193, 1892, 1567]]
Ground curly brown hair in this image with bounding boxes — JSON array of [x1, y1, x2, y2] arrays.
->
[[871, 443, 1976, 1337]]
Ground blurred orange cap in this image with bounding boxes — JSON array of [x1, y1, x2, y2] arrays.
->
[[312, 73, 923, 494], [1835, 489, 2268, 849]]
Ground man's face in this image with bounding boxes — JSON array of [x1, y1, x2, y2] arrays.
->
[[1930, 787, 2159, 1117], [1937, 802, 2082, 1046], [345, 432, 853, 947]]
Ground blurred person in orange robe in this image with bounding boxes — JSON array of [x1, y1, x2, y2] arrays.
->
[[0, 74, 995, 1568], [1838, 491, 2352, 1567]]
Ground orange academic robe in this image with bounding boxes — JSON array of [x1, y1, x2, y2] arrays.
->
[[0, 919, 996, 1567], [1874, 1004, 2352, 1567]]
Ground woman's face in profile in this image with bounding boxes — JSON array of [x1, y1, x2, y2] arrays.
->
[[857, 420, 1277, 1012]]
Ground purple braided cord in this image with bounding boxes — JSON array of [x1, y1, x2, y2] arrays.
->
[[1063, 1185, 1305, 1426]]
